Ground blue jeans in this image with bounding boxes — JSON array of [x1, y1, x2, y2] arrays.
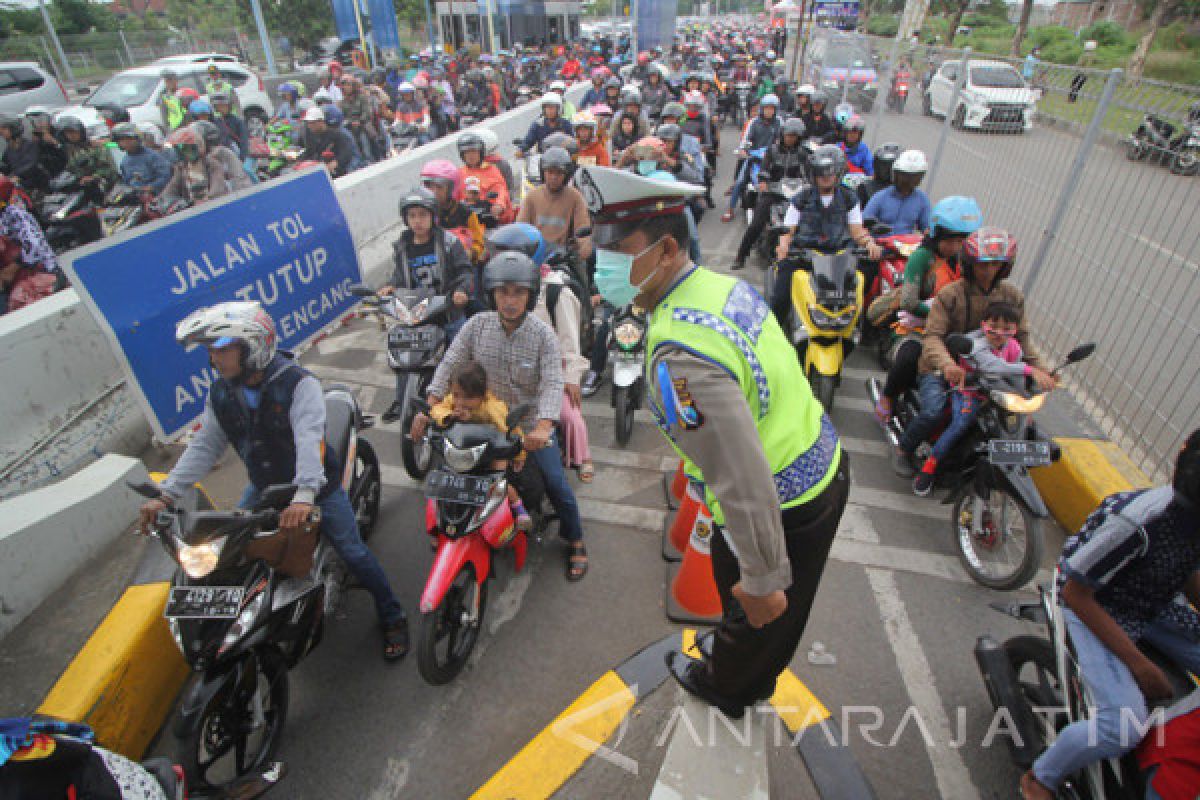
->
[[898, 373, 950, 454], [238, 485, 406, 628], [728, 158, 752, 212], [1032, 608, 1200, 790], [929, 391, 980, 463], [529, 433, 584, 543]]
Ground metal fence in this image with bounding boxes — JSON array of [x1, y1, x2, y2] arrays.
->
[[827, 33, 1200, 480]]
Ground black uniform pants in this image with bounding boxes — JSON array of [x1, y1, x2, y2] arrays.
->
[[706, 454, 850, 702], [735, 191, 780, 264]]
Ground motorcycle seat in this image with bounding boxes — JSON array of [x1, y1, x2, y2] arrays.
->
[[324, 389, 356, 475]]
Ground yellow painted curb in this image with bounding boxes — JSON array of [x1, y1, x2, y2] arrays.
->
[[769, 668, 832, 733], [1032, 438, 1152, 535], [38, 581, 189, 759], [471, 670, 637, 800]]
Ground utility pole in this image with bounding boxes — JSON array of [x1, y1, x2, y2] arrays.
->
[[897, 0, 931, 44], [247, 0, 279, 75], [37, 0, 74, 84]]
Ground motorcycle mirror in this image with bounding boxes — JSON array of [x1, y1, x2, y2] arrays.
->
[[126, 480, 163, 499], [1064, 342, 1096, 365], [348, 283, 376, 297], [255, 484, 297, 511], [506, 403, 532, 431], [945, 333, 973, 357]]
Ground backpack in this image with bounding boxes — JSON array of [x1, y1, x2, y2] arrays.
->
[[545, 266, 594, 357]]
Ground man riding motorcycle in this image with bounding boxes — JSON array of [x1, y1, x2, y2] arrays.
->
[[863, 149, 930, 236], [839, 115, 873, 175], [722, 93, 781, 223], [515, 94, 574, 158], [730, 116, 807, 271], [856, 141, 902, 206], [802, 91, 836, 142], [111, 122, 172, 195], [456, 132, 513, 224]]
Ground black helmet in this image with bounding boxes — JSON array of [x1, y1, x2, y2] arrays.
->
[[1174, 428, 1200, 506], [873, 142, 903, 183], [110, 122, 140, 141], [483, 250, 541, 311], [209, 91, 232, 107], [811, 90, 828, 107], [809, 144, 846, 181], [399, 187, 437, 219], [782, 117, 806, 139], [55, 116, 86, 138], [457, 132, 485, 159], [191, 120, 221, 149], [540, 132, 578, 156], [0, 114, 23, 136], [540, 146, 575, 181], [604, 76, 623, 91], [656, 123, 682, 143]]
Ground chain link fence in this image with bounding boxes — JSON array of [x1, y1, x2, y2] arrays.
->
[[824, 32, 1199, 480]]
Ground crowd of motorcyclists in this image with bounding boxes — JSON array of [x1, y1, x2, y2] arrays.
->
[[1, 16, 1197, 800]]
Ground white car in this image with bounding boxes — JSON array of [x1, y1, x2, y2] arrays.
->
[[924, 59, 1038, 133], [54, 61, 274, 141]]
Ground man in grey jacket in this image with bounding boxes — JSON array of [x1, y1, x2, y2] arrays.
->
[[138, 301, 410, 661]]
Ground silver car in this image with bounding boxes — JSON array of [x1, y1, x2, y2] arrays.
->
[[0, 62, 69, 116]]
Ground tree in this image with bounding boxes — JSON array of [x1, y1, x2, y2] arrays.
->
[[945, 0, 969, 45], [52, 0, 118, 34], [242, 0, 334, 56], [1010, 0, 1034, 55], [1128, 0, 1177, 79]]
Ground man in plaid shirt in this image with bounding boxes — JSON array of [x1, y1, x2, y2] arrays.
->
[[414, 251, 589, 580]]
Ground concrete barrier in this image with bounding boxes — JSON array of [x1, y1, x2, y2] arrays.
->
[[0, 84, 585, 501], [1032, 437, 1153, 535], [0, 454, 150, 639]]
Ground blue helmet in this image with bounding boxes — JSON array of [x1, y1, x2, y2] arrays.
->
[[487, 223, 550, 267], [277, 82, 298, 98], [188, 99, 212, 115], [322, 106, 345, 127], [929, 196, 983, 238]]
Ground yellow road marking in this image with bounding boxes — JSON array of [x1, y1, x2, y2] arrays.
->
[[769, 669, 832, 734], [471, 670, 637, 800]]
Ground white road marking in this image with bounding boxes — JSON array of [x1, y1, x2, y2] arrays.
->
[[650, 692, 769, 800], [850, 483, 947, 522], [867, 568, 982, 800]]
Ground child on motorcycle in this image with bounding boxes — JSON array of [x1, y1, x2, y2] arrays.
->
[[427, 360, 533, 533], [911, 301, 1027, 496], [1019, 429, 1200, 800]]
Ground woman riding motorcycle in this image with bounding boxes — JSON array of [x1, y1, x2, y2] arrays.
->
[[870, 195, 982, 425], [455, 132, 513, 224]]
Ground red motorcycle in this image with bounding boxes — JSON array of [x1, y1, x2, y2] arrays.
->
[[888, 71, 913, 112], [411, 400, 531, 685], [864, 231, 923, 367]]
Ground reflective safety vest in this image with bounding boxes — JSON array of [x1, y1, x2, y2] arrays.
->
[[645, 267, 842, 525]]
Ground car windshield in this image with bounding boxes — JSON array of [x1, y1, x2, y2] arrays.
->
[[971, 66, 1025, 88], [825, 43, 870, 69], [86, 74, 159, 108]]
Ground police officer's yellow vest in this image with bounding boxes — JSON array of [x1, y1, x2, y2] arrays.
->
[[161, 95, 184, 130], [645, 267, 841, 525]]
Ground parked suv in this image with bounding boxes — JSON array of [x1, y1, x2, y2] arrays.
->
[[54, 61, 273, 140], [0, 62, 68, 116], [924, 58, 1038, 132]]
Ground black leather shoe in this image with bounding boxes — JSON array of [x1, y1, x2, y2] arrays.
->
[[665, 650, 749, 719], [381, 401, 405, 424], [581, 369, 602, 398], [689, 632, 776, 703]]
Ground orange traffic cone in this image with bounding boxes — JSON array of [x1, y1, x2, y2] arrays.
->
[[662, 481, 708, 561], [665, 513, 723, 624], [662, 459, 688, 510]]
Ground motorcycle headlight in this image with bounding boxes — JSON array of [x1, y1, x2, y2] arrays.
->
[[219, 589, 268, 655], [807, 304, 856, 330], [443, 440, 487, 472], [409, 298, 430, 325], [178, 537, 224, 578], [992, 391, 1046, 414], [614, 321, 645, 350]]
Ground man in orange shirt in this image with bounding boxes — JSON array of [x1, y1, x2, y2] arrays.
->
[[572, 112, 610, 168]]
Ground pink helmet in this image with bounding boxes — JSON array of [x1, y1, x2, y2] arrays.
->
[[589, 103, 613, 116], [420, 158, 460, 187], [591, 67, 607, 81]]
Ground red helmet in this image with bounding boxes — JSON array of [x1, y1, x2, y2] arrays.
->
[[0, 174, 14, 205], [962, 227, 1017, 275], [637, 52, 650, 65], [177, 87, 200, 104]]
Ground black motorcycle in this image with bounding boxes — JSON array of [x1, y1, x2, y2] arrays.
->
[[868, 337, 1095, 589], [608, 304, 647, 447], [1125, 112, 1200, 176], [351, 285, 451, 480], [731, 82, 753, 128], [41, 171, 104, 252], [129, 385, 380, 788]]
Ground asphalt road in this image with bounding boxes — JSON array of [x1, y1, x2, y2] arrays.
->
[[133, 130, 1088, 800], [863, 101, 1200, 477]]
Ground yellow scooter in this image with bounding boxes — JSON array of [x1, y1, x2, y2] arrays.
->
[[768, 245, 864, 411]]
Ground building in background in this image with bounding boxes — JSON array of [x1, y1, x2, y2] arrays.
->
[[435, 0, 583, 51]]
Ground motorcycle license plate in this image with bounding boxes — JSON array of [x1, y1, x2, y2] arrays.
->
[[987, 440, 1052, 467], [425, 470, 491, 506], [388, 327, 438, 350], [165, 586, 244, 619]]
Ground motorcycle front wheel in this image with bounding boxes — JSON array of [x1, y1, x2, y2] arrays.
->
[[351, 437, 382, 541], [1170, 146, 1199, 176], [417, 563, 488, 685], [1004, 636, 1066, 759], [180, 649, 288, 789], [952, 489, 1043, 590], [614, 385, 636, 447], [810, 371, 837, 413], [400, 374, 434, 481]]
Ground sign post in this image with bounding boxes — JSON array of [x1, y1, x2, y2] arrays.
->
[[62, 169, 363, 442]]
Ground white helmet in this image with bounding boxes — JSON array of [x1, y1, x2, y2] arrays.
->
[[477, 128, 499, 156], [398, 81, 416, 93], [176, 301, 278, 372], [136, 121, 165, 147], [797, 83, 816, 97], [893, 149, 929, 174], [540, 93, 563, 110], [312, 88, 333, 104], [550, 80, 567, 93]]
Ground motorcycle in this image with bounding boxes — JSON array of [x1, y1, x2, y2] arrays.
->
[[887, 73, 912, 112], [765, 239, 865, 412], [350, 285, 450, 480], [974, 573, 1193, 798], [128, 384, 382, 788], [868, 337, 1095, 589], [738, 146, 768, 224], [731, 82, 753, 128], [458, 104, 487, 128], [864, 229, 923, 368], [609, 304, 647, 447], [41, 171, 104, 253], [1125, 113, 1200, 176], [410, 399, 532, 685], [390, 121, 425, 156], [511, 138, 543, 206], [757, 174, 808, 263]]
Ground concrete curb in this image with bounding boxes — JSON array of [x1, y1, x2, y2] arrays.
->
[[1032, 437, 1153, 535]]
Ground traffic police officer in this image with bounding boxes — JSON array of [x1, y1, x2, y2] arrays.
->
[[575, 166, 850, 718]]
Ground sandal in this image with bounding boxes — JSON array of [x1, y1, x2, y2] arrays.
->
[[382, 618, 410, 662], [567, 542, 588, 582], [579, 462, 595, 483]]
